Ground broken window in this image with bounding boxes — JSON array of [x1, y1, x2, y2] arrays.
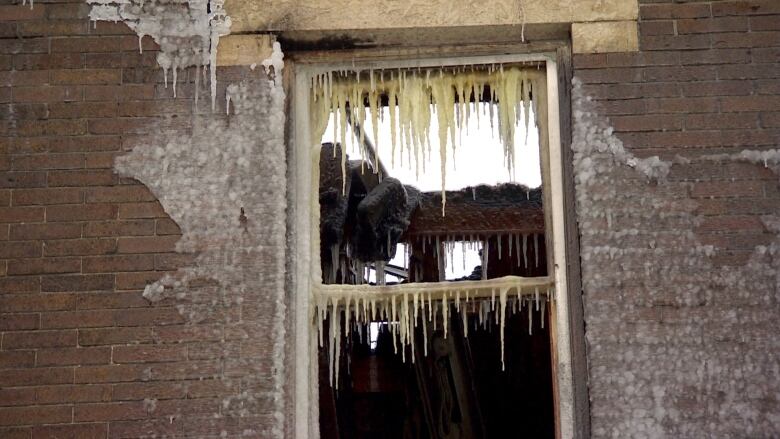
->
[[309, 62, 556, 438]]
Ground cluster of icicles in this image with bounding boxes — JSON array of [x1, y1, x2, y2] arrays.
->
[[314, 282, 554, 388], [310, 65, 546, 215], [325, 233, 545, 286]]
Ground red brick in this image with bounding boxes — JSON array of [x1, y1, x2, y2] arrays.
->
[[115, 271, 167, 290], [0, 241, 42, 258], [0, 367, 73, 386], [0, 103, 48, 120], [721, 95, 780, 112], [677, 17, 749, 34], [762, 112, 780, 127], [0, 388, 37, 407], [0, 406, 72, 426], [84, 84, 155, 102], [117, 235, 178, 254], [2, 329, 77, 349], [646, 97, 719, 114], [611, 114, 682, 132], [84, 186, 155, 203], [155, 325, 223, 343], [44, 119, 88, 136], [36, 384, 112, 404], [713, 31, 780, 48], [0, 70, 49, 87], [639, 20, 675, 36], [12, 154, 85, 171], [0, 351, 36, 368], [641, 3, 711, 19], [641, 34, 712, 51], [32, 423, 108, 439], [155, 218, 180, 235], [74, 291, 148, 310], [46, 203, 117, 222], [0, 277, 43, 296], [691, 180, 764, 198], [12, 188, 83, 206], [49, 102, 117, 119], [717, 63, 780, 79], [14, 53, 83, 70], [0, 38, 48, 55], [112, 382, 186, 400], [574, 68, 644, 84], [681, 48, 752, 65], [0, 427, 30, 439], [152, 398, 220, 417], [712, 0, 780, 16], [752, 47, 780, 64], [0, 206, 44, 223], [117, 100, 193, 117], [41, 274, 114, 292], [82, 254, 154, 273], [43, 238, 117, 256], [696, 215, 766, 233], [83, 220, 155, 237], [0, 172, 47, 189], [12, 85, 82, 103], [7, 257, 80, 275], [7, 138, 49, 154], [50, 36, 123, 53], [112, 345, 187, 363], [41, 309, 114, 329], [113, 307, 184, 327], [0, 5, 45, 21], [48, 169, 116, 187], [16, 20, 90, 38], [685, 113, 759, 130], [751, 15, 780, 31], [150, 360, 221, 381], [51, 69, 121, 86], [85, 152, 119, 169], [0, 293, 75, 312], [49, 136, 120, 153], [87, 117, 157, 135], [0, 314, 39, 331], [0, 189, 9, 206], [10, 223, 81, 240], [118, 202, 166, 219], [78, 327, 154, 346], [681, 80, 754, 97], [74, 364, 147, 383], [37, 346, 112, 366], [74, 401, 147, 422]]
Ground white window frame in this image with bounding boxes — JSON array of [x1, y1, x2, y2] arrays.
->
[[290, 51, 575, 439]]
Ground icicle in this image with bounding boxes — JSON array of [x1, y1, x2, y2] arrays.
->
[[497, 234, 502, 260], [172, 65, 177, 98], [534, 233, 540, 268], [499, 287, 508, 370], [481, 239, 490, 280], [528, 299, 533, 335], [330, 244, 339, 284], [442, 294, 448, 339], [522, 234, 528, 269], [541, 300, 546, 329]]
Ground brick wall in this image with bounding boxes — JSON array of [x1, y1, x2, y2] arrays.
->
[[0, 1, 288, 438], [573, 0, 780, 436]]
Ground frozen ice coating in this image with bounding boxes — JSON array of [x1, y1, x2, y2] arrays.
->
[[113, 52, 288, 436], [310, 65, 545, 214], [572, 77, 780, 437], [314, 277, 554, 385], [86, 0, 231, 111]]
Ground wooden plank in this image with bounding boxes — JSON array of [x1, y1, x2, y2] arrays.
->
[[556, 44, 591, 439]]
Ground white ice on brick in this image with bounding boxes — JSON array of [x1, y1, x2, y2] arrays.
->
[[86, 0, 231, 111], [572, 77, 780, 437], [117, 48, 287, 437]]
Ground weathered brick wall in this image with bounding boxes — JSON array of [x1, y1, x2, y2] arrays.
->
[[573, 0, 780, 436], [1, 2, 287, 438]]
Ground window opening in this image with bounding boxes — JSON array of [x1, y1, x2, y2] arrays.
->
[[309, 62, 557, 438]]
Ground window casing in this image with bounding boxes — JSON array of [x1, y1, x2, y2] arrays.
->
[[291, 51, 577, 439]]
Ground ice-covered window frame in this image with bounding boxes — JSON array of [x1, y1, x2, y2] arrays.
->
[[289, 50, 584, 439]]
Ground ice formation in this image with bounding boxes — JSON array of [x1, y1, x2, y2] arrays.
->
[[572, 77, 780, 436], [310, 65, 545, 215], [114, 49, 288, 437], [314, 276, 554, 385], [87, 0, 231, 110]]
